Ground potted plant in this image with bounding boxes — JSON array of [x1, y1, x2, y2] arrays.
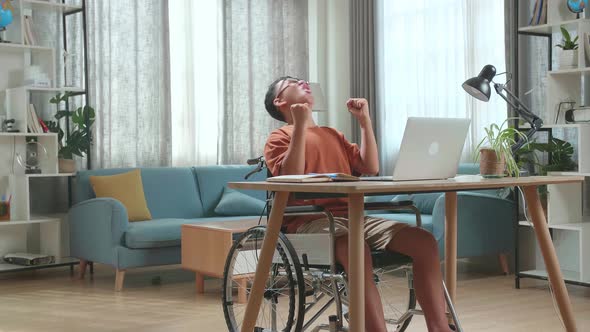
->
[[475, 119, 528, 178], [517, 137, 577, 216], [556, 26, 579, 69], [46, 92, 95, 173]]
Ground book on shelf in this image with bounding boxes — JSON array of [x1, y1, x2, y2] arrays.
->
[[23, 15, 38, 46], [266, 173, 360, 183], [528, 0, 546, 26], [28, 104, 43, 134]]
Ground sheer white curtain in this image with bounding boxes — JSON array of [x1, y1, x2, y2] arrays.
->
[[375, 0, 506, 173], [168, 0, 222, 166]]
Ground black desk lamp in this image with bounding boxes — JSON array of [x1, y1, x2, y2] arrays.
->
[[462, 64, 543, 153]]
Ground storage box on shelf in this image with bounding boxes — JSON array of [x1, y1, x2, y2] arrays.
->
[[0, 0, 86, 272]]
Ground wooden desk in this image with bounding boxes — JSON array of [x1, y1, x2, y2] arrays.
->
[[229, 176, 584, 332]]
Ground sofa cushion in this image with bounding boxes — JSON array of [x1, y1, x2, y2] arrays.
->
[[124, 216, 262, 249], [215, 187, 266, 216], [90, 169, 152, 222], [194, 165, 267, 217], [366, 213, 433, 234], [76, 167, 205, 219]]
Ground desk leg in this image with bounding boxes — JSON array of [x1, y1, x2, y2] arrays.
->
[[240, 191, 289, 332], [348, 193, 365, 332], [444, 192, 458, 302], [523, 186, 577, 332]]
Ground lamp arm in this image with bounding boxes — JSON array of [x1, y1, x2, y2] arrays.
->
[[493, 83, 543, 153]]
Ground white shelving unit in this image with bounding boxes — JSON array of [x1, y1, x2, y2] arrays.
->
[[0, 0, 84, 272], [516, 1, 590, 287]]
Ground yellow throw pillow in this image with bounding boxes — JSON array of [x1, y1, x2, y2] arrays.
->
[[89, 169, 152, 222]]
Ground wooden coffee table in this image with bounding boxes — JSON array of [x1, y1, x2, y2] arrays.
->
[[181, 218, 265, 302]]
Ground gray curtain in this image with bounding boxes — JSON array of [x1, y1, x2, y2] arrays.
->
[[350, 0, 377, 144], [68, 0, 171, 169], [221, 0, 308, 164]]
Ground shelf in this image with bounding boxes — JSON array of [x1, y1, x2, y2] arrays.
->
[[518, 18, 590, 34], [0, 216, 59, 226], [548, 67, 590, 76], [26, 173, 75, 178], [520, 269, 583, 283], [519, 123, 590, 129], [0, 132, 56, 137], [549, 222, 590, 231], [0, 257, 78, 273], [548, 171, 590, 176], [19, 0, 82, 13], [23, 87, 85, 93], [0, 43, 53, 53]]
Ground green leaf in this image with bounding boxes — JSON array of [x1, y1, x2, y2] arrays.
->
[[561, 26, 571, 42]]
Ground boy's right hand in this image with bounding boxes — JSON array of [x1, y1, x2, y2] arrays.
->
[[290, 103, 312, 126]]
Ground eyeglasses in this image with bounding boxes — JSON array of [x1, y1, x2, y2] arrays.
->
[[275, 77, 309, 99]]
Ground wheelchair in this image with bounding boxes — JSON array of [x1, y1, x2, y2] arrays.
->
[[221, 157, 462, 332]]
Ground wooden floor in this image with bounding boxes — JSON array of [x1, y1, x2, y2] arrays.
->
[[0, 262, 589, 332]]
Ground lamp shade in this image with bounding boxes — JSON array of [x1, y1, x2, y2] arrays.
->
[[309, 82, 327, 112], [462, 64, 497, 102]]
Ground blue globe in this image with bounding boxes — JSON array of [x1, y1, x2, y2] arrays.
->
[[568, 0, 590, 13], [0, 7, 12, 30]]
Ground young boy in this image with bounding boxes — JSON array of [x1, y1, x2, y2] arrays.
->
[[263, 76, 454, 332]]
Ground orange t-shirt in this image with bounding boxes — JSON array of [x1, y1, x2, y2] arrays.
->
[[263, 125, 364, 233]]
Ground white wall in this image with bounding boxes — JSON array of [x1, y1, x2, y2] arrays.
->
[[308, 0, 353, 140]]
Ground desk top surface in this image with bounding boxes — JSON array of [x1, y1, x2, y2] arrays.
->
[[229, 175, 585, 194]]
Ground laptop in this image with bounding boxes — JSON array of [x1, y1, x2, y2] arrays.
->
[[362, 117, 471, 181]]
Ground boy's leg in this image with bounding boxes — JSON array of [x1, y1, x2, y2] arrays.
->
[[386, 226, 452, 332], [334, 236, 388, 332]]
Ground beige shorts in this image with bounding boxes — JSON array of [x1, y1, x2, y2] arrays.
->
[[295, 217, 409, 251]]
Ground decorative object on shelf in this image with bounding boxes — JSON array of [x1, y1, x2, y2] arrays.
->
[[462, 64, 543, 153], [0, 0, 13, 43], [555, 101, 590, 123], [556, 26, 579, 70], [474, 119, 527, 178], [567, 0, 589, 18], [528, 0, 547, 25], [46, 92, 96, 173], [3, 253, 55, 266], [3, 118, 18, 132], [0, 114, 5, 132], [23, 66, 51, 87], [16, 138, 47, 174], [0, 192, 10, 221]]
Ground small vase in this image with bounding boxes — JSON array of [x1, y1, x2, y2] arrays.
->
[[58, 159, 76, 173], [479, 148, 506, 178], [559, 49, 578, 69]]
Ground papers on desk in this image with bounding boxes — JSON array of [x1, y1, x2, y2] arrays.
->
[[449, 174, 484, 182], [267, 173, 360, 183]]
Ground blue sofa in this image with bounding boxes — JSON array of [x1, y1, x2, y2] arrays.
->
[[69, 164, 515, 290]]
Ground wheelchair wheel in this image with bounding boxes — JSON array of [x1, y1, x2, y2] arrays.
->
[[374, 266, 416, 332], [222, 226, 305, 332]]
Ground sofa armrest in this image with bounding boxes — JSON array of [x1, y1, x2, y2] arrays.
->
[[69, 198, 129, 265], [431, 192, 516, 258]]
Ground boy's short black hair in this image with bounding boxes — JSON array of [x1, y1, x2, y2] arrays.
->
[[264, 76, 293, 122]]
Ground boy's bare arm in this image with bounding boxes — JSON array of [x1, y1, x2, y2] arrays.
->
[[347, 98, 379, 175], [278, 103, 312, 175]]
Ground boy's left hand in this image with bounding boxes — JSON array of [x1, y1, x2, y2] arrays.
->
[[346, 98, 370, 126]]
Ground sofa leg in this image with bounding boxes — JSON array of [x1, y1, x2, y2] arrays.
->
[[196, 273, 205, 294], [498, 253, 510, 275], [115, 269, 126, 291], [79, 259, 88, 279]]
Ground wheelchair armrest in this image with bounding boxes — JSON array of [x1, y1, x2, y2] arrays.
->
[[283, 205, 326, 215], [278, 201, 422, 228]]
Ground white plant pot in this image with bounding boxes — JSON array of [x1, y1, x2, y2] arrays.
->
[[559, 49, 578, 69]]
